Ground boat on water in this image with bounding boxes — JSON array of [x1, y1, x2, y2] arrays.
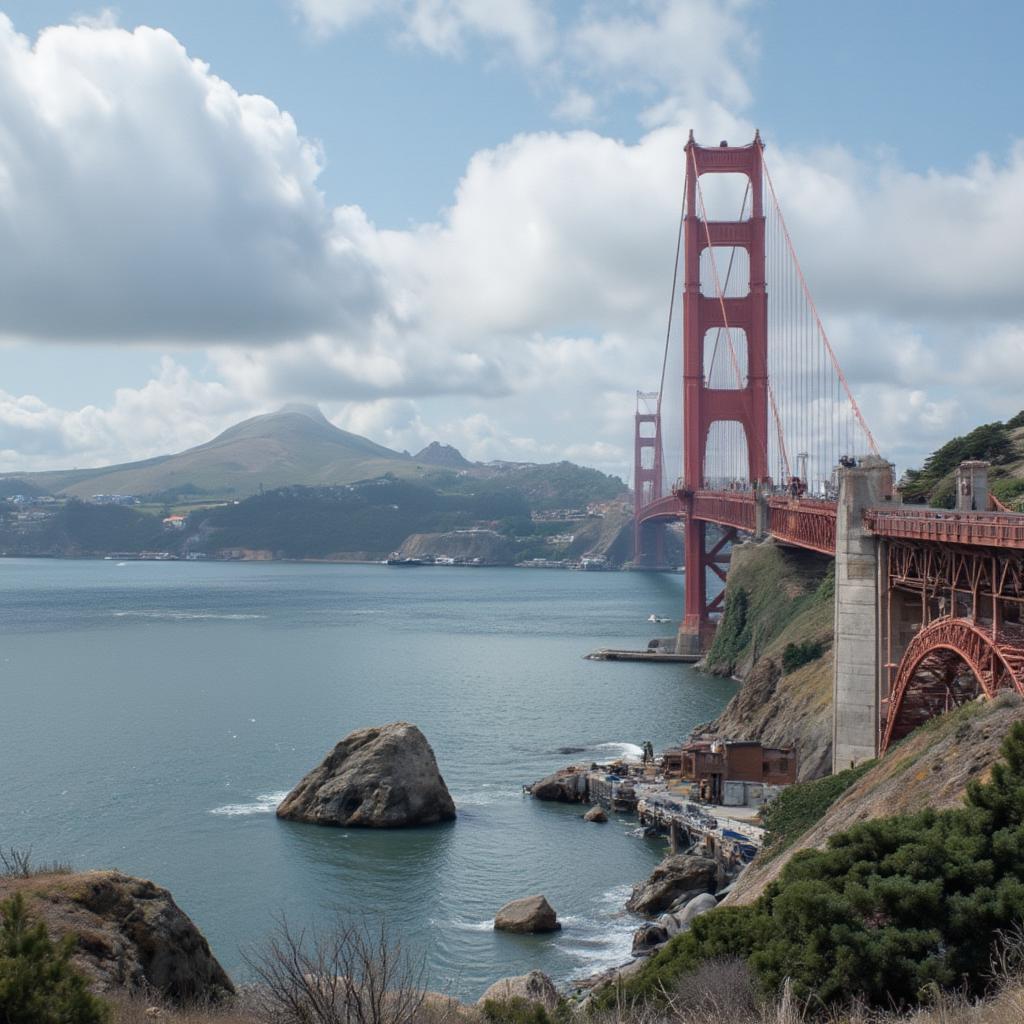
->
[[385, 557, 425, 566], [647, 613, 671, 623]]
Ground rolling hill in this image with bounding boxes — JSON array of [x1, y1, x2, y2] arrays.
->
[[0, 404, 628, 510], [6, 405, 416, 499]]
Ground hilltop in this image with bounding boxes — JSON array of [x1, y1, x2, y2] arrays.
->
[[901, 408, 1024, 507], [0, 405, 626, 508], [9, 405, 414, 499]]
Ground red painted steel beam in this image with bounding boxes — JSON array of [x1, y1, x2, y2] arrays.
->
[[865, 508, 1024, 551]]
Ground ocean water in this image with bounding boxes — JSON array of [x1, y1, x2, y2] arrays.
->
[[0, 559, 735, 998]]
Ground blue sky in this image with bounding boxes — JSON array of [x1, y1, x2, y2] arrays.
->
[[0, 0, 1021, 477]]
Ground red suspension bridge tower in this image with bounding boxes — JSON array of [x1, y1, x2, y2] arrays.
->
[[633, 391, 665, 566], [678, 132, 769, 652]]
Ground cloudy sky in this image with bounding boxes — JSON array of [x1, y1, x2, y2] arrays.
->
[[0, 0, 1021, 481]]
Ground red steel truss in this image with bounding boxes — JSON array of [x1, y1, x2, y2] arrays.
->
[[767, 497, 836, 556], [881, 616, 1024, 752], [866, 507, 1024, 550]]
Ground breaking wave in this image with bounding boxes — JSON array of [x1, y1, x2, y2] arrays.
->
[[210, 791, 289, 817]]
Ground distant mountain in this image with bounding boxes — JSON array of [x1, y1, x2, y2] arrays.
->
[[1, 404, 628, 512], [413, 441, 473, 469], [11, 405, 413, 499]]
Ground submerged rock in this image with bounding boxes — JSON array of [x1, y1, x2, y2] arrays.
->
[[276, 722, 456, 828], [494, 895, 561, 934], [479, 971, 559, 1010], [0, 870, 234, 1003], [626, 854, 717, 916], [583, 806, 608, 823]]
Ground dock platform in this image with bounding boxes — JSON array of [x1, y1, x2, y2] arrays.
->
[[585, 648, 701, 663]]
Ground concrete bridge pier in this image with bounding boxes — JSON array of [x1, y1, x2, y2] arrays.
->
[[832, 456, 896, 772]]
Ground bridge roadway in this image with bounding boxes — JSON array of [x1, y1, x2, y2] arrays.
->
[[637, 489, 1024, 555]]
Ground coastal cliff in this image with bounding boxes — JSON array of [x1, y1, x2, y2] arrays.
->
[[0, 869, 234, 1002], [694, 539, 835, 780]]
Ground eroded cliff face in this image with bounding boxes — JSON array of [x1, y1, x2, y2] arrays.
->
[[0, 869, 234, 1002], [695, 539, 835, 781]]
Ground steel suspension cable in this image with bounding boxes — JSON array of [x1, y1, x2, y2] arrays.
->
[[762, 155, 880, 458]]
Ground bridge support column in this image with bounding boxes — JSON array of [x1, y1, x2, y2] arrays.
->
[[955, 460, 990, 512], [833, 456, 895, 772]]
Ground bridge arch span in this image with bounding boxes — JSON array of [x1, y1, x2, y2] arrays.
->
[[881, 617, 1024, 753]]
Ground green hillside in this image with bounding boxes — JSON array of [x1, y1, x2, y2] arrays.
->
[[901, 410, 1024, 508]]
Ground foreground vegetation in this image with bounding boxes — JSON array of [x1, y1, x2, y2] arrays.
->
[[601, 722, 1024, 1014], [8, 723, 1024, 1021]]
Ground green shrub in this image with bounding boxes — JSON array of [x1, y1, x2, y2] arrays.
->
[[0, 892, 110, 1023], [705, 587, 750, 671], [480, 997, 556, 1024], [780, 639, 825, 673], [759, 761, 873, 857], [605, 722, 1024, 1013]]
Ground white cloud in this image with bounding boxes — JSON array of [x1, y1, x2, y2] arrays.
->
[[293, 0, 754, 124], [552, 87, 597, 123], [0, 358, 247, 471], [293, 0, 556, 64], [1, 8, 1023, 483], [0, 15, 383, 345]]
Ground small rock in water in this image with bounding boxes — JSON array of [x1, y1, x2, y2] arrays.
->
[[494, 895, 561, 934], [479, 971, 559, 1010], [276, 722, 456, 828], [583, 805, 608, 823]]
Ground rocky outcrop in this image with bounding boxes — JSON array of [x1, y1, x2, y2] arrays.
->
[[413, 441, 473, 469], [493, 895, 561, 934], [276, 722, 456, 828], [478, 971, 559, 1010], [0, 870, 233, 1003], [583, 806, 608, 823], [631, 922, 668, 955], [527, 768, 588, 803], [626, 854, 717, 916]]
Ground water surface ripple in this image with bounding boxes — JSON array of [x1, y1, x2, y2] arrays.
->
[[0, 559, 734, 998]]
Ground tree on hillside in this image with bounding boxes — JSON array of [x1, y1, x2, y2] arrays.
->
[[0, 892, 110, 1023]]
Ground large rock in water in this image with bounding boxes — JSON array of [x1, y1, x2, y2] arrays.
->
[[277, 722, 456, 828], [626, 854, 717, 916], [0, 870, 234, 1002], [478, 971, 559, 1010], [493, 895, 561, 934]]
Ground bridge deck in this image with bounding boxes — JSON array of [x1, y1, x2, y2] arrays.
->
[[638, 490, 1024, 556]]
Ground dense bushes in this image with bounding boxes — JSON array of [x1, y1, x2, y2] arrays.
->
[[758, 761, 874, 858], [780, 640, 825, 673], [607, 722, 1024, 1013], [0, 892, 109, 1023]]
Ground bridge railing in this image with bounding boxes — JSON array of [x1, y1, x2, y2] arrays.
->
[[865, 507, 1024, 550], [692, 491, 757, 532], [767, 497, 837, 556]]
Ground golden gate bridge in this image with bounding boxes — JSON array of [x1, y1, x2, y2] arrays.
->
[[632, 131, 1024, 768]]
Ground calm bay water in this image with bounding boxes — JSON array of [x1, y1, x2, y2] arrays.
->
[[0, 558, 735, 998]]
